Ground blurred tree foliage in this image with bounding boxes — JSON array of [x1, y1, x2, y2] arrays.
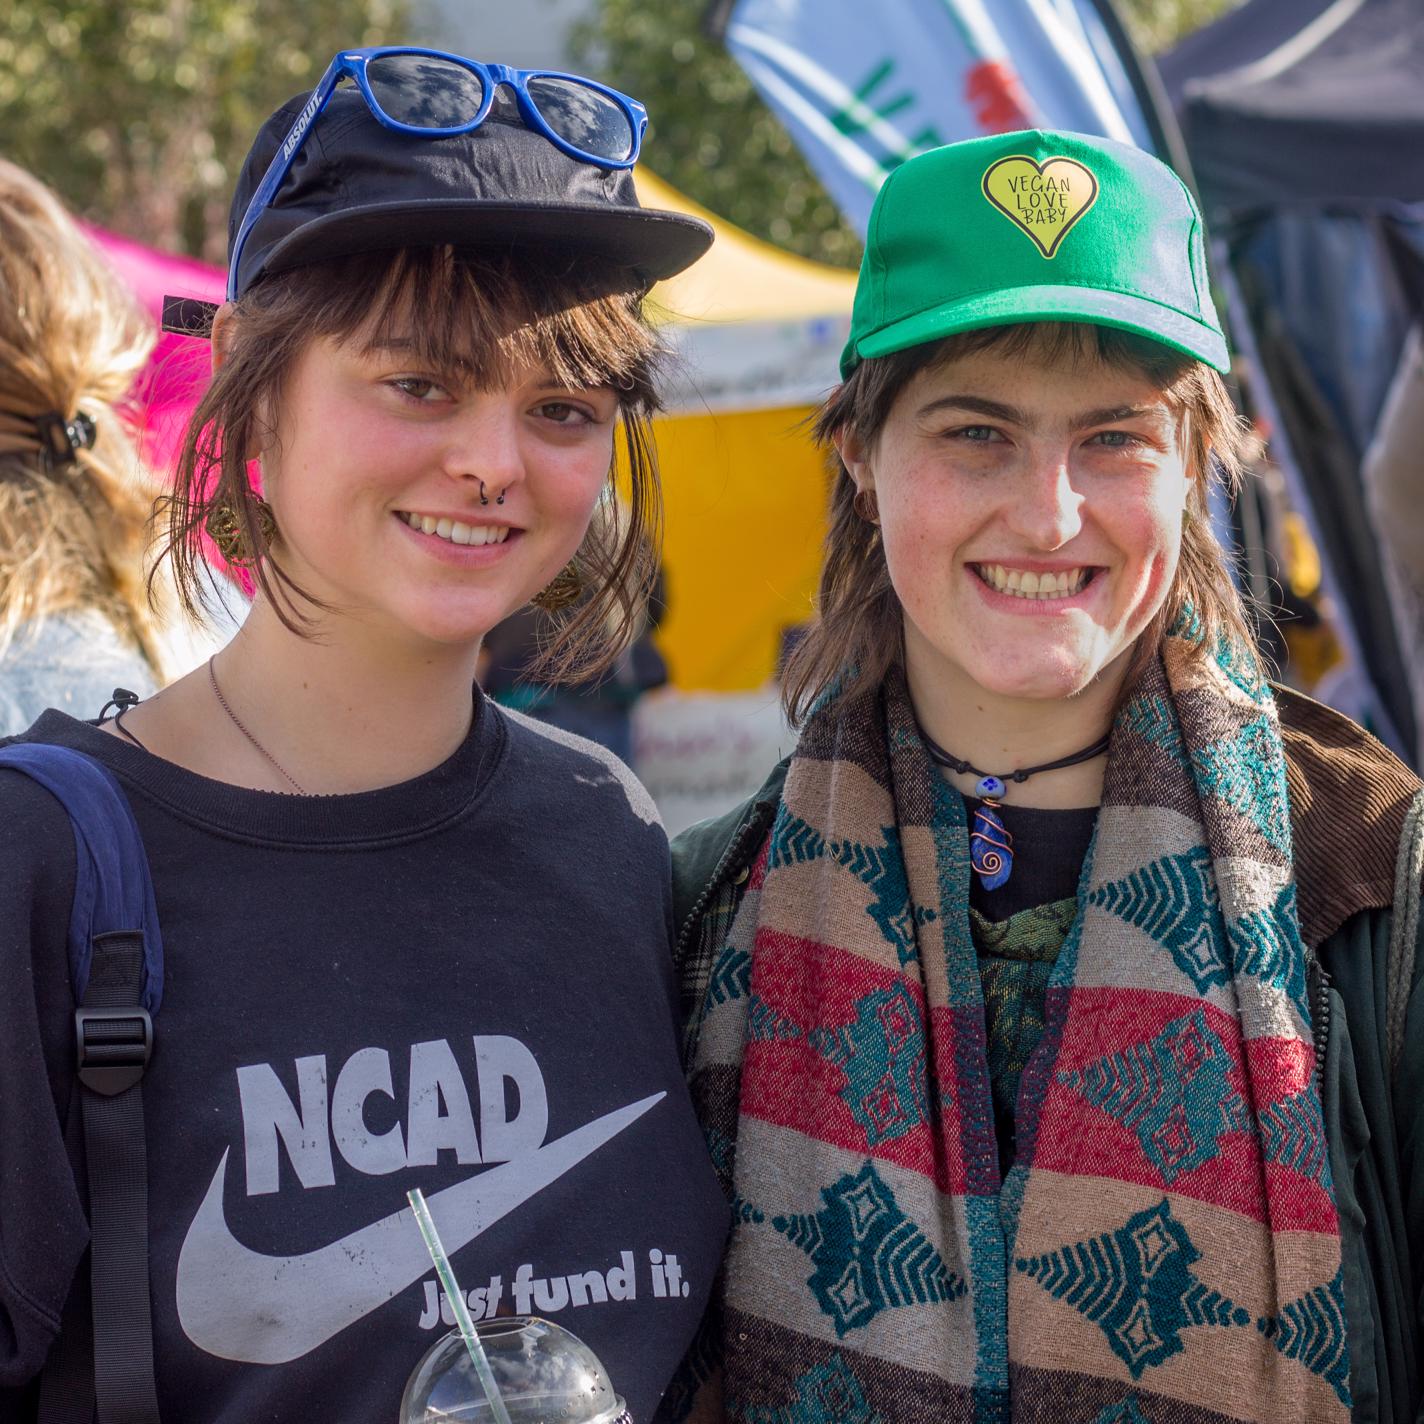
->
[[570, 0, 864, 268], [573, 0, 1246, 269], [1119, 0, 1247, 55], [0, 0, 408, 260], [0, 0, 1244, 265]]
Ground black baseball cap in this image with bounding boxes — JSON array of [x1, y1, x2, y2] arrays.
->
[[178, 84, 714, 325]]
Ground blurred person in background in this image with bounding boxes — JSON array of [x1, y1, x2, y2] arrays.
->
[[0, 158, 163, 733], [1364, 323, 1424, 768]]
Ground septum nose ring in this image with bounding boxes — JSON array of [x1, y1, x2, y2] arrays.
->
[[478, 481, 506, 507]]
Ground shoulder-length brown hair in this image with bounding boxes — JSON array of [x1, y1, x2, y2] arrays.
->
[[0, 158, 161, 667], [784, 321, 1254, 725], [158, 245, 667, 684]]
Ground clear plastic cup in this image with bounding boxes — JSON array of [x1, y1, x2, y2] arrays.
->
[[400, 1315, 630, 1424]]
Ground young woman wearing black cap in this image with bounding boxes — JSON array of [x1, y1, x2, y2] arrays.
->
[[0, 49, 726, 1424]]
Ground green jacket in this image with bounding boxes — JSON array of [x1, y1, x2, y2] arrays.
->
[[670, 687, 1424, 1424]]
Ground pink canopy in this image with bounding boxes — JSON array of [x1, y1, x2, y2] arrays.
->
[[85, 224, 225, 481], [83, 226, 261, 591]]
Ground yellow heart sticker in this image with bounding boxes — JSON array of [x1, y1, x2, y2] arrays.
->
[[981, 155, 1099, 259]]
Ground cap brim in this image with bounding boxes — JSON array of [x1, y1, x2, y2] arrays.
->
[[851, 284, 1230, 375], [258, 198, 715, 288]]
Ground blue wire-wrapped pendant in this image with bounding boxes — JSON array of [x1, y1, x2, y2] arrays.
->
[[970, 777, 1013, 891]]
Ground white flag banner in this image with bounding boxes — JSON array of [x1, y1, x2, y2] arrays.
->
[[723, 0, 1154, 233]]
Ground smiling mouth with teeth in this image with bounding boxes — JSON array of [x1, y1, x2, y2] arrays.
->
[[972, 564, 1095, 600], [399, 512, 511, 547]]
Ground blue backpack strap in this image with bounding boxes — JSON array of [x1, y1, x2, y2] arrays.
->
[[0, 744, 164, 1423], [0, 744, 162, 1014]]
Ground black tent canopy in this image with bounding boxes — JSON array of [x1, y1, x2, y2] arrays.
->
[[1165, 0, 1424, 758], [1155, 0, 1336, 112], [1182, 0, 1424, 209]]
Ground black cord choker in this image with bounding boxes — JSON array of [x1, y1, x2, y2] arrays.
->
[[916, 723, 1111, 891]]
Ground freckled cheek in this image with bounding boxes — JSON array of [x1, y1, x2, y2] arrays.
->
[[279, 454, 407, 531], [1115, 508, 1184, 618], [533, 440, 612, 516], [284, 377, 397, 451], [275, 400, 440, 489], [518, 441, 615, 553], [879, 475, 982, 579], [880, 518, 944, 615]]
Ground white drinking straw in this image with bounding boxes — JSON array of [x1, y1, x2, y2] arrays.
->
[[407, 1188, 514, 1424]]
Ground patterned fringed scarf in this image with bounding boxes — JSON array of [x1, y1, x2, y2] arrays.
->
[[686, 635, 1349, 1423]]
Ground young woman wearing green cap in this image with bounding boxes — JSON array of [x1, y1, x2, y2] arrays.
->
[[671, 130, 1423, 1424], [0, 49, 729, 1424]]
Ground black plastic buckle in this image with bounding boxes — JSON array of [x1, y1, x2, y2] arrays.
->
[[35, 412, 80, 467], [75, 1007, 153, 1096]]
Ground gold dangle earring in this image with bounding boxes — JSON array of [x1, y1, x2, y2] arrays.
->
[[206, 496, 277, 568], [531, 560, 584, 612]]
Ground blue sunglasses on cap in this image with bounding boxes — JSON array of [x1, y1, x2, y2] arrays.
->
[[227, 46, 650, 301]]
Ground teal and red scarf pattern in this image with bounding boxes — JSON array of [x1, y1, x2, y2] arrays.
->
[[685, 635, 1349, 1423]]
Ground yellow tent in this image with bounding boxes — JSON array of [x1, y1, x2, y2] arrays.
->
[[643, 171, 858, 326], [636, 171, 857, 691]]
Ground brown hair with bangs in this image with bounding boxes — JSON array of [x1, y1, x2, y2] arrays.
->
[[784, 321, 1253, 725], [157, 244, 665, 683]]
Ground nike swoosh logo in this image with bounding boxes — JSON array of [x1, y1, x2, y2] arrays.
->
[[176, 1092, 664, 1364]]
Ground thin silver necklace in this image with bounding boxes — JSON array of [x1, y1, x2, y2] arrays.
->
[[208, 657, 307, 795]]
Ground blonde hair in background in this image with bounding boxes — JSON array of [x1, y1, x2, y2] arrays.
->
[[0, 157, 162, 667]]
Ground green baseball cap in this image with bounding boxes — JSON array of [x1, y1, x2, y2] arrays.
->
[[840, 129, 1228, 378]]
